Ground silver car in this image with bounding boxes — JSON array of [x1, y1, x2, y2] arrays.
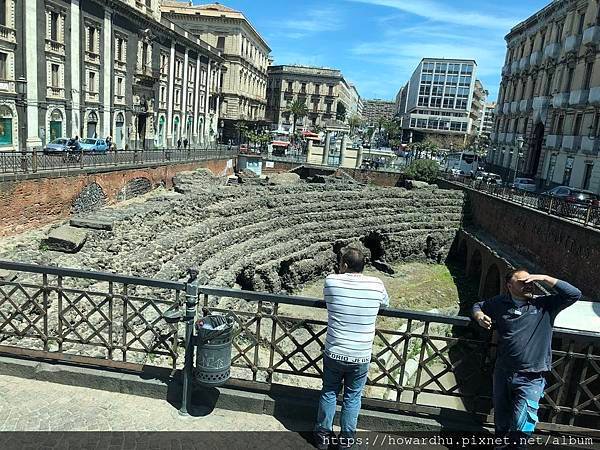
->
[[511, 177, 536, 192], [43, 138, 69, 154]]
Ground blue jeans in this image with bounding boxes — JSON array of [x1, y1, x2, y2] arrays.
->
[[493, 368, 546, 449], [315, 354, 370, 438]]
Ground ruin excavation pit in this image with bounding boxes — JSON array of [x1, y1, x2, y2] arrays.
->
[[0, 169, 467, 390]]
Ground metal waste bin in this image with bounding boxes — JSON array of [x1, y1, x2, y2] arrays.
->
[[194, 315, 234, 386]]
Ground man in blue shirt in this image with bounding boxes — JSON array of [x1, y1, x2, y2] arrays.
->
[[473, 269, 581, 449]]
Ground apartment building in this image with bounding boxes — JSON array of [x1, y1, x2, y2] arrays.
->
[[480, 102, 497, 140], [161, 1, 271, 143], [266, 65, 345, 132], [0, 0, 223, 152], [362, 99, 396, 126], [491, 0, 600, 192], [396, 58, 482, 142]]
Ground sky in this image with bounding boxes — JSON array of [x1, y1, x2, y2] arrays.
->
[[193, 0, 550, 102]]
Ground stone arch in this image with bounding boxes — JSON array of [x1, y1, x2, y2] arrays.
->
[[72, 182, 107, 214], [83, 109, 100, 139], [45, 106, 66, 144], [482, 263, 501, 299], [117, 177, 154, 201]]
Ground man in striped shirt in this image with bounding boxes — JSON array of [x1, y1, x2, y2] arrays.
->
[[314, 247, 389, 449]]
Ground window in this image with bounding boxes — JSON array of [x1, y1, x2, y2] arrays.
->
[[286, 81, 293, 91], [301, 83, 306, 93], [50, 12, 59, 41], [584, 62, 594, 90], [565, 67, 575, 91], [88, 71, 96, 92], [328, 85, 334, 95], [88, 27, 96, 53], [51, 64, 59, 87], [217, 36, 225, 51], [546, 154, 557, 186], [573, 113, 583, 135], [116, 38, 124, 62], [583, 163, 594, 190], [545, 72, 553, 96], [577, 12, 585, 35], [142, 42, 148, 66], [117, 77, 123, 96], [539, 31, 546, 51], [563, 156, 574, 185], [314, 83, 320, 94], [0, 0, 5, 26], [555, 115, 564, 134], [0, 52, 6, 79]]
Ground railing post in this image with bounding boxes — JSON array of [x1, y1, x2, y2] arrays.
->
[[549, 197, 554, 214], [32, 149, 38, 173], [584, 205, 592, 227], [80, 150, 84, 169], [179, 267, 199, 416]]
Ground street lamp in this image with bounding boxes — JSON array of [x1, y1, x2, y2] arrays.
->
[[15, 77, 27, 152], [513, 136, 525, 184]]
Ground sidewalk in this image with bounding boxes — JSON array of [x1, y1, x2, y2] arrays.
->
[[0, 374, 313, 432]]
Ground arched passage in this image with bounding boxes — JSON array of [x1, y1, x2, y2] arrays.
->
[[482, 264, 501, 299], [468, 249, 482, 285]]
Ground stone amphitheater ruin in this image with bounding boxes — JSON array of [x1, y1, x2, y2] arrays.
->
[[0, 168, 466, 397]]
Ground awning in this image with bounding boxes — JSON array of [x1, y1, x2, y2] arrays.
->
[[302, 131, 319, 138], [271, 140, 290, 147]]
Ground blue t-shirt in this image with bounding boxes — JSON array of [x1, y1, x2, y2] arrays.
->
[[473, 280, 582, 373]]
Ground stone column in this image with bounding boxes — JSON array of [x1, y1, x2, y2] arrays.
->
[[181, 49, 189, 141], [166, 41, 175, 147], [103, 9, 112, 138], [322, 131, 331, 165], [355, 146, 363, 169], [70, 0, 81, 137], [25, 0, 42, 149], [340, 133, 348, 167], [193, 53, 201, 145], [204, 60, 213, 144]]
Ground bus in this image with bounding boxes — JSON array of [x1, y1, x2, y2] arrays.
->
[[442, 152, 480, 176]]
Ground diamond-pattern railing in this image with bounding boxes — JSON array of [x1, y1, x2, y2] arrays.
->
[[0, 260, 598, 432]]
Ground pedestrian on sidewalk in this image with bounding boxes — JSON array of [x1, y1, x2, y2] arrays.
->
[[473, 269, 581, 450], [314, 246, 389, 449], [177, 138, 182, 149], [183, 137, 189, 149]]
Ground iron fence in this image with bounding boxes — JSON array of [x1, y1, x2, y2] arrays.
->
[[442, 175, 600, 229], [0, 146, 238, 177], [0, 260, 598, 432]]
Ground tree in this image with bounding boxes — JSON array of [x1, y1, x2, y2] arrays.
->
[[234, 121, 248, 145], [287, 100, 308, 137], [347, 114, 362, 136], [404, 159, 440, 184]]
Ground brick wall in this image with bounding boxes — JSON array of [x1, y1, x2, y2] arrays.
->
[[0, 159, 234, 237], [439, 180, 600, 299]]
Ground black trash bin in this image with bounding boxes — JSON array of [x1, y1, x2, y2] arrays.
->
[[194, 315, 234, 386]]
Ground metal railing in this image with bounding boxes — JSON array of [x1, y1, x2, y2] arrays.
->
[[0, 146, 238, 177], [442, 175, 600, 229], [0, 260, 598, 431]]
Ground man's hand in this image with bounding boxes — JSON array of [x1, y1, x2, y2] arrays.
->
[[474, 311, 492, 329], [519, 274, 558, 288]]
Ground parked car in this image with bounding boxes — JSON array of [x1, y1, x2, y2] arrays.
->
[[538, 186, 600, 218], [511, 177, 537, 192], [43, 138, 70, 154], [79, 138, 109, 153]]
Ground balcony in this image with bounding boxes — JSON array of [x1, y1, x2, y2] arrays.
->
[[502, 102, 510, 114], [114, 94, 125, 105], [562, 135, 581, 152], [85, 91, 99, 103], [529, 51, 542, 67], [569, 90, 589, 106], [0, 24, 16, 43], [519, 99, 533, 112], [552, 92, 569, 109], [519, 56, 530, 71], [510, 101, 519, 114], [494, 103, 502, 115], [545, 134, 563, 149], [564, 35, 581, 54], [0, 80, 15, 93], [114, 59, 127, 73], [46, 86, 65, 98], [582, 26, 600, 46], [532, 96, 551, 110], [589, 87, 600, 105], [501, 64, 510, 76], [45, 39, 65, 56], [510, 60, 520, 74], [581, 136, 600, 155], [505, 132, 514, 145], [543, 43, 561, 60], [85, 50, 100, 65], [490, 131, 497, 142]]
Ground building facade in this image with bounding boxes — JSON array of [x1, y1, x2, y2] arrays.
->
[[396, 58, 481, 142], [266, 65, 345, 132], [0, 0, 223, 152], [479, 102, 497, 139], [362, 99, 395, 126], [471, 79, 489, 137], [338, 79, 363, 121], [161, 1, 270, 143], [490, 0, 600, 193]]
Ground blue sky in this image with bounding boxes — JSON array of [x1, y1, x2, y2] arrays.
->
[[194, 0, 550, 102]]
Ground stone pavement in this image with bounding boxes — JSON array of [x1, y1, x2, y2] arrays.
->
[[0, 374, 314, 432]]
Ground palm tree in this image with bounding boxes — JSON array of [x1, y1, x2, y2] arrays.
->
[[347, 115, 362, 137], [287, 100, 308, 137]]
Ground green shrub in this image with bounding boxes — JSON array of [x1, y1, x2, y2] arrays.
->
[[404, 159, 440, 184]]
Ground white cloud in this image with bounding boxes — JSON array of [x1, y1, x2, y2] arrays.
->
[[270, 7, 344, 39], [347, 0, 520, 30]]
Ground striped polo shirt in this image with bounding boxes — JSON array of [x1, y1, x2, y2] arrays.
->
[[323, 273, 389, 364]]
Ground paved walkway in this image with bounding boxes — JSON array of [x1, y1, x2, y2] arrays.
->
[[0, 374, 313, 433]]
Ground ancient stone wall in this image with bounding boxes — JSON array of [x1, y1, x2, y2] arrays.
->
[[0, 159, 234, 237]]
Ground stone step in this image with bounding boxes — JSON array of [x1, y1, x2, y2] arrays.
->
[[70, 218, 114, 231]]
